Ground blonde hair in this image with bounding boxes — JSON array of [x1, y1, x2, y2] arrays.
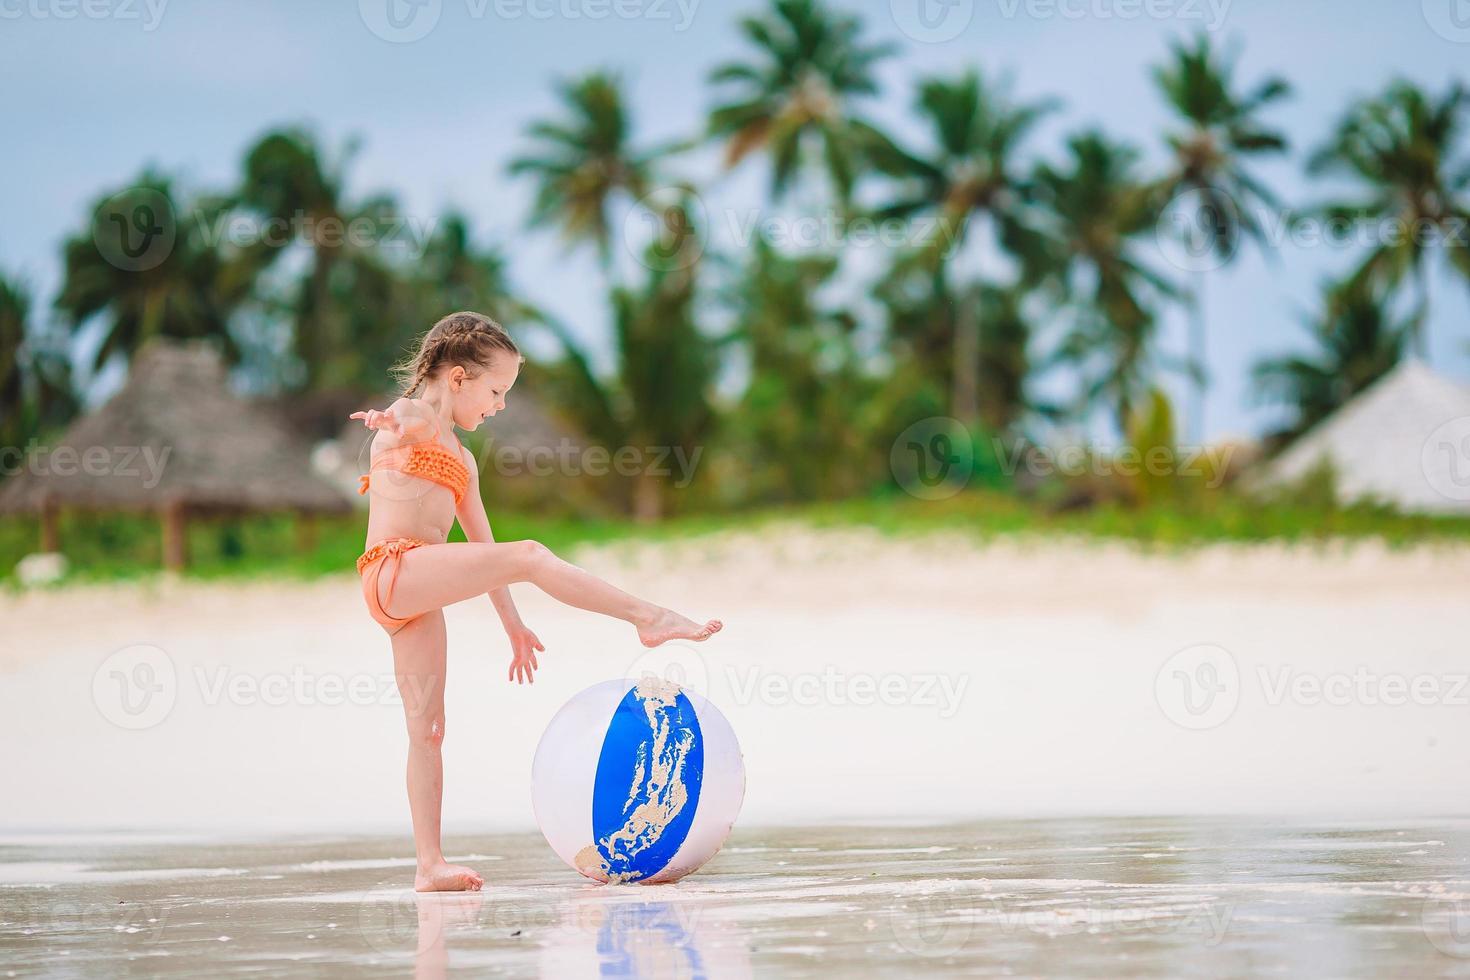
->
[[393, 311, 523, 397]]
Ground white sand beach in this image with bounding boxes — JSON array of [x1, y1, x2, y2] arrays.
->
[[3, 529, 1469, 834]]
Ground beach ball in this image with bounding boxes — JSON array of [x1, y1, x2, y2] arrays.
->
[[533, 677, 745, 884]]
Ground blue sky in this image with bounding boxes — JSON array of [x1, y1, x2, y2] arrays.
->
[[2, 0, 1468, 441]]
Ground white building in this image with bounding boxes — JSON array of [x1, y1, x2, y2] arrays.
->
[[1258, 360, 1470, 515]]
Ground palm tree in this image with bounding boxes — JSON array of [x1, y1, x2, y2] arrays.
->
[[1035, 131, 1177, 430], [1253, 280, 1413, 440], [723, 236, 873, 500], [1308, 79, 1470, 356], [863, 68, 1055, 423], [508, 71, 670, 273], [707, 0, 894, 206], [55, 174, 243, 378], [239, 127, 402, 390], [1152, 33, 1291, 439], [1, 272, 79, 455], [414, 212, 542, 327], [534, 195, 717, 521]]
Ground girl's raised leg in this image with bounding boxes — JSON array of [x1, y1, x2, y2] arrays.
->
[[386, 540, 721, 647], [391, 609, 483, 892]]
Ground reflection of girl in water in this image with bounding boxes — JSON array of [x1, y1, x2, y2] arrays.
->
[[351, 312, 721, 892]]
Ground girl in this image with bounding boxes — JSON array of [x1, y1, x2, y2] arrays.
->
[[350, 311, 722, 893]]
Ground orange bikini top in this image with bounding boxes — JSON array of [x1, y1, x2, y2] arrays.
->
[[358, 440, 470, 505]]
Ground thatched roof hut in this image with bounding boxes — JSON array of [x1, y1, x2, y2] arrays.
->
[[0, 339, 352, 568]]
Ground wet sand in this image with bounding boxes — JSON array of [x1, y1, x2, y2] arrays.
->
[[4, 818, 1470, 977]]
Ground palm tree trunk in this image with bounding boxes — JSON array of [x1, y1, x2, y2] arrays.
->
[[632, 468, 662, 524], [952, 285, 979, 425], [1412, 258, 1430, 358], [1188, 269, 1207, 444]]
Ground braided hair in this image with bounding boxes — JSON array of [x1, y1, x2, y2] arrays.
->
[[392, 311, 523, 397]]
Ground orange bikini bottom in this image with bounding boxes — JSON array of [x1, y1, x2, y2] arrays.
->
[[356, 537, 429, 635]]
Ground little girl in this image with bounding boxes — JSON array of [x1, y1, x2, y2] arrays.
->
[[350, 311, 722, 893]]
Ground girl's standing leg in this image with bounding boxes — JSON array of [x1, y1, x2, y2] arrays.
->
[[385, 540, 721, 648], [391, 609, 483, 892]]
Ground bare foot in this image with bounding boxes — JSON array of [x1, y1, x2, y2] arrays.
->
[[637, 608, 723, 648], [414, 862, 484, 892]]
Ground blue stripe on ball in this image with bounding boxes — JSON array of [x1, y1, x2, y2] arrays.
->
[[590, 683, 704, 882]]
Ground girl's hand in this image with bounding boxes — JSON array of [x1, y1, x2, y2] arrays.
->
[[350, 408, 404, 437], [506, 624, 543, 685]]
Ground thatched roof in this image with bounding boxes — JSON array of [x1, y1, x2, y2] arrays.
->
[[1255, 359, 1470, 515], [0, 339, 352, 515]]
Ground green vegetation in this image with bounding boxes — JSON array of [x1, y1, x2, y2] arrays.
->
[[6, 487, 1470, 589]]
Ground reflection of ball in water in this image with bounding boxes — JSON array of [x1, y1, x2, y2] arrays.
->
[[533, 678, 745, 884]]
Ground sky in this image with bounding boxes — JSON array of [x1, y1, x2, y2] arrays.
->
[[2, 0, 1468, 442]]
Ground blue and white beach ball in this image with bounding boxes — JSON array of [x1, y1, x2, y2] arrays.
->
[[532, 678, 745, 884]]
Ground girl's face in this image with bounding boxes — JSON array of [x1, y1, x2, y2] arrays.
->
[[449, 356, 520, 431]]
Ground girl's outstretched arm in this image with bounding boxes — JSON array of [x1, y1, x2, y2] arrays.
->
[[349, 397, 441, 442], [455, 444, 543, 684]]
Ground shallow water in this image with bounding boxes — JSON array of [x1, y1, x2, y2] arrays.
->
[[3, 817, 1470, 977]]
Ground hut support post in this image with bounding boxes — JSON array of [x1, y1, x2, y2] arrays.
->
[[161, 499, 189, 571], [39, 496, 60, 552]]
